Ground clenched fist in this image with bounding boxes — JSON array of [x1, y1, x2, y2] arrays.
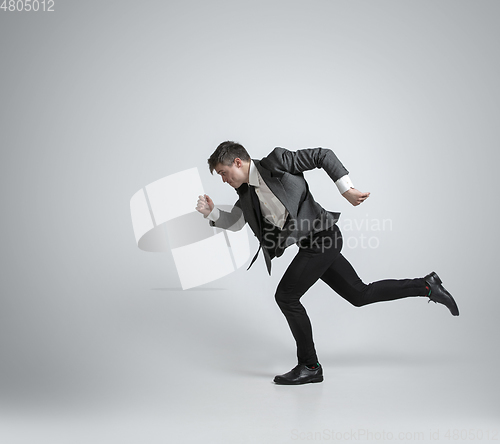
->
[[195, 194, 215, 217], [342, 188, 371, 206]]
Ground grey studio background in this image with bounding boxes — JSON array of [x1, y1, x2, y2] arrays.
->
[[1, 1, 499, 443]]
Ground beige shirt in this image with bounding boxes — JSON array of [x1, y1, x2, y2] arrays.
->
[[248, 161, 289, 229]]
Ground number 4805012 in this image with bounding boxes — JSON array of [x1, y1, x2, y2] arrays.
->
[[1, 0, 55, 11]]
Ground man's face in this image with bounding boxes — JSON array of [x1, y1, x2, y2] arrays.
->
[[215, 158, 248, 189]]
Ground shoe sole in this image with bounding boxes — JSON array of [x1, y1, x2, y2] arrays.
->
[[273, 376, 324, 385]]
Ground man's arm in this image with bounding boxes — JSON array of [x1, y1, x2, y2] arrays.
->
[[195, 195, 246, 231], [264, 147, 349, 181], [264, 147, 370, 206]]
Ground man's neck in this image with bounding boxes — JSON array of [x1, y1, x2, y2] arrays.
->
[[243, 161, 252, 184]]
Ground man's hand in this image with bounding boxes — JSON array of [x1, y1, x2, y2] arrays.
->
[[342, 188, 370, 206], [196, 194, 215, 217]]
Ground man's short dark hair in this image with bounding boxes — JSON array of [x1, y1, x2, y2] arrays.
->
[[208, 141, 251, 174]]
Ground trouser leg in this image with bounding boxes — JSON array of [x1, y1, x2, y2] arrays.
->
[[320, 253, 428, 307], [275, 227, 342, 365]]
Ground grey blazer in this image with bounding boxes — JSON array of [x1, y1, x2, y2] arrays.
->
[[209, 147, 349, 273]]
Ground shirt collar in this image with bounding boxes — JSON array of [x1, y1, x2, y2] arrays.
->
[[248, 160, 260, 187]]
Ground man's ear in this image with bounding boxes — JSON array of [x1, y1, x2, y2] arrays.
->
[[234, 158, 243, 168]]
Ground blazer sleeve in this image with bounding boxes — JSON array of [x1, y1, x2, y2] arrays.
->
[[208, 199, 246, 231], [263, 147, 349, 183]]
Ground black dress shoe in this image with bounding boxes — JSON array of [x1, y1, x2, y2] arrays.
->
[[273, 364, 323, 385], [424, 271, 459, 316]]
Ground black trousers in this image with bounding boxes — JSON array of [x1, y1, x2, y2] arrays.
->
[[274, 224, 427, 365]]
